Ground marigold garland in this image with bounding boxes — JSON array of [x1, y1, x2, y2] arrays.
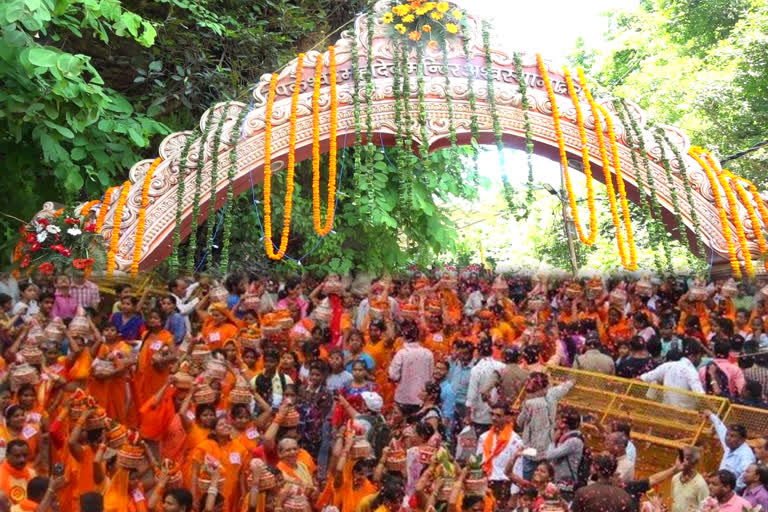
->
[[597, 104, 638, 270], [95, 186, 118, 233], [539, 57, 597, 246], [740, 176, 768, 272], [130, 157, 162, 275], [728, 172, 768, 272], [562, 68, 600, 245], [577, 70, 633, 269], [703, 150, 753, 277], [80, 200, 100, 218], [310, 49, 338, 237], [106, 181, 131, 276], [689, 147, 741, 277], [614, 99, 664, 274], [262, 73, 296, 260], [620, 100, 673, 271]]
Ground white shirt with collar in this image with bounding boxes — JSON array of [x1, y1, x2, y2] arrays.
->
[[475, 428, 524, 481]]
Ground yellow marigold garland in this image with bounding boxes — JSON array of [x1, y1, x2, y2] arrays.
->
[[95, 186, 118, 233], [703, 150, 754, 277], [80, 200, 100, 218], [311, 47, 339, 236], [562, 68, 598, 245], [263, 71, 297, 260], [106, 181, 131, 276], [689, 147, 741, 278], [537, 53, 597, 246], [597, 104, 638, 269], [738, 176, 768, 271], [130, 157, 162, 275], [727, 171, 768, 272], [578, 69, 635, 269]]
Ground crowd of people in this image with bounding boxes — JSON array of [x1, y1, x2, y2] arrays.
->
[[0, 268, 767, 512]]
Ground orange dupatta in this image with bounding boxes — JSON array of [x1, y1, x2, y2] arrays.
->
[[135, 329, 175, 407], [104, 469, 148, 512], [482, 424, 512, 475]]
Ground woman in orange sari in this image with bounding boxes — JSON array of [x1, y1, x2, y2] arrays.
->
[[88, 323, 133, 426], [197, 301, 240, 351], [135, 310, 177, 408], [188, 417, 249, 512], [66, 409, 108, 512], [364, 318, 397, 410]]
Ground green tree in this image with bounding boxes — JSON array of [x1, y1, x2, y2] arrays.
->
[[575, 0, 768, 188]]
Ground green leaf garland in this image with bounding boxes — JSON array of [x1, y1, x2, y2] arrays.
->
[[205, 100, 231, 272], [416, 44, 430, 170], [349, 18, 363, 208], [399, 41, 414, 207], [220, 104, 250, 272], [460, 22, 480, 182], [169, 127, 199, 276], [482, 21, 515, 212], [658, 129, 706, 259], [392, 35, 404, 149], [514, 52, 535, 204], [615, 99, 668, 274], [652, 130, 685, 240], [365, 10, 376, 207], [186, 114, 217, 274], [439, 38, 458, 152]]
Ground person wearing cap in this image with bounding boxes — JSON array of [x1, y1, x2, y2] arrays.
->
[[572, 336, 615, 375]]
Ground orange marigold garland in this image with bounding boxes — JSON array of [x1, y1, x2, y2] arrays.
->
[[689, 147, 741, 278], [312, 47, 339, 237], [597, 104, 638, 269], [703, 150, 754, 277], [80, 200, 100, 218], [537, 53, 597, 246], [95, 186, 118, 233], [578, 69, 634, 269], [263, 72, 297, 260], [739, 175, 768, 271], [728, 172, 768, 272], [106, 181, 131, 276], [131, 157, 162, 275]]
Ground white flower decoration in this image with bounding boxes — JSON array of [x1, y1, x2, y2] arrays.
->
[[46, 225, 61, 234], [67, 227, 82, 236], [36, 231, 47, 243]]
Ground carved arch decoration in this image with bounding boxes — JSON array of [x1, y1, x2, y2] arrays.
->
[[39, 0, 767, 276]]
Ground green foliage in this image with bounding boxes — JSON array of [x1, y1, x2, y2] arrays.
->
[[221, 144, 480, 277], [579, 0, 768, 188], [0, 0, 167, 252]]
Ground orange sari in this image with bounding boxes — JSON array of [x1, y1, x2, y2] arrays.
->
[[202, 320, 239, 351], [189, 438, 249, 512], [88, 341, 132, 425], [66, 445, 98, 512], [135, 329, 175, 408]]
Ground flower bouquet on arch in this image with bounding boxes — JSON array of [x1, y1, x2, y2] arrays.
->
[[13, 206, 106, 277]]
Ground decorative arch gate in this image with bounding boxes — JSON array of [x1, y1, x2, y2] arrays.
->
[[37, 0, 768, 277]]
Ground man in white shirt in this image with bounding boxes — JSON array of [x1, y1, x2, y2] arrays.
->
[[607, 431, 635, 482], [168, 278, 199, 333], [639, 341, 704, 408], [466, 339, 505, 431], [388, 320, 433, 415], [476, 403, 524, 504]]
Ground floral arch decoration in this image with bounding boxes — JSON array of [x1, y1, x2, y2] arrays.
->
[[28, 0, 768, 279]]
